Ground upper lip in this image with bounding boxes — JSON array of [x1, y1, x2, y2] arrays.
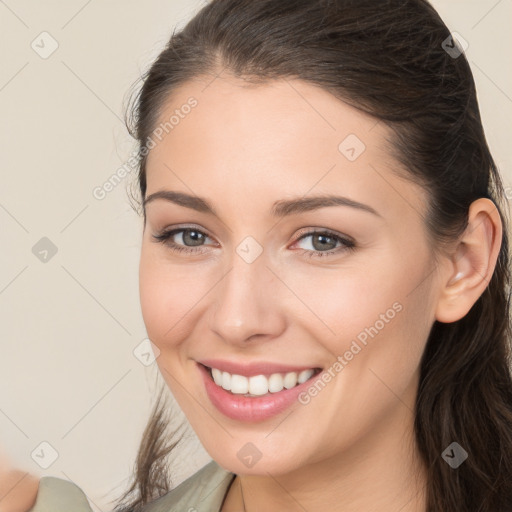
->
[[198, 359, 321, 377]]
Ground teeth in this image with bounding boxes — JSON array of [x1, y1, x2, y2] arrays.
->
[[249, 375, 268, 396], [298, 368, 314, 384], [231, 374, 249, 394], [268, 373, 284, 393], [209, 367, 317, 395], [221, 371, 231, 391], [212, 368, 223, 386], [283, 371, 298, 389]]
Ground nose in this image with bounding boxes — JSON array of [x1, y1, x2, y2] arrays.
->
[[209, 250, 286, 346]]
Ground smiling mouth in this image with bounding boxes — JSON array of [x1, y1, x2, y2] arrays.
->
[[202, 364, 323, 397]]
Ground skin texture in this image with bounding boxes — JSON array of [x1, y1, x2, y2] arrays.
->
[[0, 451, 39, 512], [139, 72, 502, 512]]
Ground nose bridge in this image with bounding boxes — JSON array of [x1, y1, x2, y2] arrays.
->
[[209, 244, 284, 343]]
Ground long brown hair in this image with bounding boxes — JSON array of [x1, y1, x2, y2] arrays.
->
[[113, 1, 512, 510]]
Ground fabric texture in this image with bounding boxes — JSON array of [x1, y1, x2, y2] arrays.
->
[[141, 460, 236, 512], [28, 476, 94, 512], [27, 460, 236, 512]]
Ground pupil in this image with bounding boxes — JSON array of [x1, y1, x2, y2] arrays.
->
[[313, 234, 335, 251], [185, 229, 204, 246]]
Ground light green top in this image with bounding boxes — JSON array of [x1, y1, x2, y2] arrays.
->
[[28, 460, 236, 512]]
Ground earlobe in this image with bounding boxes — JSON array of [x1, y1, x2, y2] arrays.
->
[[435, 198, 502, 324]]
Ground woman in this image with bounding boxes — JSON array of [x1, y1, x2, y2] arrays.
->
[[21, 0, 512, 510]]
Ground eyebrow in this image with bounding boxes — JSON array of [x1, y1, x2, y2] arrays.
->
[[143, 190, 381, 218]]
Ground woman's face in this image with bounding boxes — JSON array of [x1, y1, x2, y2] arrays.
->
[[139, 73, 440, 475]]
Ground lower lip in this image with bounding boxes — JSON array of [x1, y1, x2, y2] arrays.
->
[[198, 363, 319, 422]]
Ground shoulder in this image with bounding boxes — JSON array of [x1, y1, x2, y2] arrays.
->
[[28, 476, 93, 512], [141, 460, 236, 512], [26, 461, 235, 512]]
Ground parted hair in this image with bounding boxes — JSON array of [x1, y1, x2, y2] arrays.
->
[[113, 1, 512, 510]]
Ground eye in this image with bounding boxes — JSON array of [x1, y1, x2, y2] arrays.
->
[[151, 226, 356, 259], [151, 226, 216, 255], [291, 229, 356, 259]]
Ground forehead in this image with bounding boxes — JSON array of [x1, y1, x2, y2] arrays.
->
[[144, 73, 426, 219], [147, 73, 384, 165]]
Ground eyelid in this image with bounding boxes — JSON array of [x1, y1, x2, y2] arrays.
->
[[292, 227, 355, 245], [152, 224, 355, 258], [152, 225, 351, 244], [152, 224, 217, 248], [289, 228, 356, 258], [155, 223, 215, 241]]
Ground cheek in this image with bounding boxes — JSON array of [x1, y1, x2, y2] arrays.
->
[[336, 266, 434, 410], [283, 244, 434, 351], [275, 259, 405, 347], [285, 249, 434, 411], [138, 250, 197, 348], [138, 247, 225, 361]]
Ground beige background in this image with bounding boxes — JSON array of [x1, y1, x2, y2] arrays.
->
[[1, 1, 511, 510]]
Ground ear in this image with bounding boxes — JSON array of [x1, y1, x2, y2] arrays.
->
[[435, 198, 503, 323]]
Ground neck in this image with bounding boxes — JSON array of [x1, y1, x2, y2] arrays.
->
[[222, 402, 427, 512]]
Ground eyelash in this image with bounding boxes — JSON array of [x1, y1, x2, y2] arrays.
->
[[152, 225, 356, 259]]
